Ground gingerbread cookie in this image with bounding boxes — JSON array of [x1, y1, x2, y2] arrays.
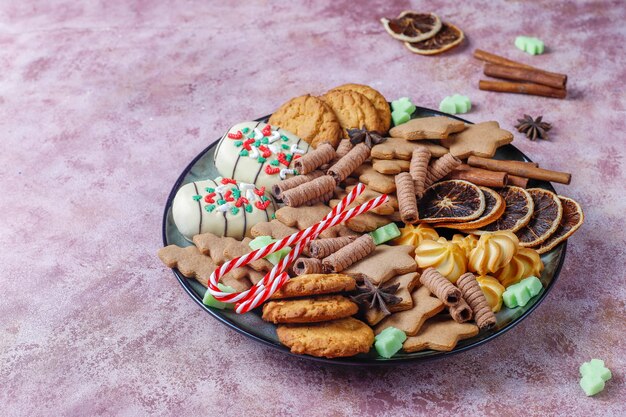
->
[[251, 219, 299, 239], [214, 121, 311, 189], [364, 272, 420, 325], [353, 163, 396, 193], [262, 295, 358, 324], [343, 185, 398, 215], [275, 203, 357, 238], [276, 317, 374, 358], [374, 286, 445, 336], [172, 176, 277, 241], [271, 274, 356, 299], [402, 316, 479, 352], [268, 94, 342, 148], [371, 137, 448, 160], [343, 244, 417, 285], [329, 198, 392, 232], [331, 83, 391, 132], [321, 90, 384, 136], [389, 116, 466, 140], [372, 159, 411, 174], [441, 121, 514, 159]]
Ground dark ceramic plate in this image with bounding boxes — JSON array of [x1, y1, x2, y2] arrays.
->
[[162, 106, 566, 365]]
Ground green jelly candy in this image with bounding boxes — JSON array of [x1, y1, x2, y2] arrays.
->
[[580, 375, 605, 397], [249, 236, 291, 265], [374, 327, 407, 358], [202, 283, 236, 309], [515, 36, 545, 55], [392, 110, 411, 126], [580, 359, 612, 382], [391, 97, 416, 114], [439, 94, 471, 115], [502, 276, 542, 308], [369, 223, 401, 245]]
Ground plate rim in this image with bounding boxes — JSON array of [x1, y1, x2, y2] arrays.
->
[[161, 106, 567, 366]]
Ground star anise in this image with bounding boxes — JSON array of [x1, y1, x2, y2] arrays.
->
[[350, 277, 401, 317], [515, 114, 552, 141], [347, 127, 387, 148]]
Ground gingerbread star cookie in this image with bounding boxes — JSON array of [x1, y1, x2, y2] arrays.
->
[[402, 316, 479, 352], [328, 198, 392, 232], [275, 203, 358, 238], [364, 272, 420, 325], [372, 159, 411, 174], [441, 121, 514, 158], [343, 185, 398, 215], [321, 90, 385, 136], [352, 163, 396, 194], [331, 83, 391, 132], [389, 116, 466, 140], [371, 137, 448, 160], [193, 233, 272, 272], [374, 286, 445, 335], [343, 244, 417, 285], [277, 317, 374, 358], [251, 219, 299, 240], [268, 94, 342, 148]]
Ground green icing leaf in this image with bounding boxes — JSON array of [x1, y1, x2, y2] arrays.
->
[[257, 157, 266, 163], [281, 135, 289, 141], [217, 199, 226, 205], [245, 204, 253, 213], [205, 204, 216, 212], [231, 207, 240, 215], [205, 187, 215, 193], [270, 160, 280, 166], [261, 137, 269, 144], [234, 140, 243, 147], [281, 143, 289, 150], [241, 127, 250, 134], [239, 149, 249, 157], [192, 195, 202, 201]]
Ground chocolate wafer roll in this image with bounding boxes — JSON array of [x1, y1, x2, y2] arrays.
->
[[327, 143, 370, 184], [456, 272, 496, 330], [294, 143, 336, 175], [419, 267, 462, 307], [395, 172, 419, 224], [424, 153, 462, 188], [305, 190, 334, 206], [271, 170, 324, 200], [335, 139, 354, 159], [306, 236, 358, 259], [410, 147, 431, 198], [321, 234, 375, 273], [293, 258, 323, 275], [449, 299, 473, 323], [282, 175, 336, 207]]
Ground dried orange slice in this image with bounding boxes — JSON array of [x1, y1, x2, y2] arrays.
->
[[536, 196, 584, 254], [381, 11, 442, 43], [435, 187, 505, 230], [471, 186, 533, 234], [419, 180, 485, 223], [404, 22, 464, 55], [515, 188, 563, 247]]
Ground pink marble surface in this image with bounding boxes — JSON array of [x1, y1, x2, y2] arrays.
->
[[1, 1, 625, 415]]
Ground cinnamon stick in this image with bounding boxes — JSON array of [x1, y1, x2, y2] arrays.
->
[[484, 63, 566, 89], [444, 164, 507, 188], [479, 80, 567, 99], [474, 49, 567, 83], [507, 175, 529, 188], [467, 156, 571, 185]]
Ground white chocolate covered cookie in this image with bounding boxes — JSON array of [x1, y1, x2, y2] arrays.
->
[[172, 177, 277, 240], [214, 121, 311, 189]]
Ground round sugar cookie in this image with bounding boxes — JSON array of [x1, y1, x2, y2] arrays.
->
[[320, 90, 385, 137], [214, 121, 311, 190], [172, 176, 277, 240], [331, 84, 391, 132]]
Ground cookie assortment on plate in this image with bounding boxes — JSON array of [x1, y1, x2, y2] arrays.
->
[[159, 84, 584, 359]]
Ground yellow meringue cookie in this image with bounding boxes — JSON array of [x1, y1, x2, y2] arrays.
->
[[476, 275, 505, 312], [415, 238, 466, 283], [451, 234, 478, 258], [494, 247, 544, 288], [468, 231, 519, 276], [393, 223, 439, 247]]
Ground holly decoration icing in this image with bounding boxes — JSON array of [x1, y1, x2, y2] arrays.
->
[[191, 179, 272, 216]]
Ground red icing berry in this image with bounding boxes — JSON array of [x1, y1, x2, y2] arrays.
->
[[256, 200, 271, 210], [227, 131, 243, 139], [254, 186, 266, 196], [265, 165, 280, 175], [262, 124, 272, 137], [221, 178, 237, 185], [204, 193, 216, 203]]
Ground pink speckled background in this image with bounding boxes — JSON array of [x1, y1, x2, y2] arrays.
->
[[1, 1, 625, 416]]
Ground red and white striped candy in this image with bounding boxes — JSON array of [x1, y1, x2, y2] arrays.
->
[[206, 183, 389, 313]]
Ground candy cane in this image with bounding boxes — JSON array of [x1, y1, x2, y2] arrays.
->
[[206, 183, 388, 313]]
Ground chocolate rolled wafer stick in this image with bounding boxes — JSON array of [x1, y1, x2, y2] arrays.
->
[[305, 190, 334, 206], [271, 170, 324, 200], [282, 175, 336, 207], [395, 172, 419, 224], [335, 139, 354, 159], [456, 272, 496, 330], [293, 258, 323, 275], [410, 147, 431, 198], [327, 143, 371, 184], [293, 143, 336, 174], [424, 153, 462, 188], [419, 267, 462, 307], [322, 234, 376, 273], [449, 299, 473, 323], [306, 236, 358, 259]]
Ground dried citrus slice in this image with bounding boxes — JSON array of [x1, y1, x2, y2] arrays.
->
[[380, 11, 442, 43], [435, 187, 505, 230], [404, 22, 464, 55], [535, 196, 584, 254], [515, 188, 563, 247], [471, 186, 534, 234], [419, 180, 485, 223]]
